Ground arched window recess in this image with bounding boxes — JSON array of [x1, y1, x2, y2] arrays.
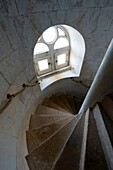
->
[[33, 25, 85, 90]]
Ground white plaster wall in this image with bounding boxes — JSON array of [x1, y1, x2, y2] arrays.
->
[[64, 25, 85, 75]]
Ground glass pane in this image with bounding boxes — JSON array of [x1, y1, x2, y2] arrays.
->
[[54, 38, 69, 49], [38, 59, 49, 71], [34, 43, 49, 55], [58, 28, 65, 36], [43, 27, 57, 43], [57, 53, 67, 65]]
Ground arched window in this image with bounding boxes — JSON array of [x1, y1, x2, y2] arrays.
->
[[33, 24, 85, 90], [33, 26, 70, 76]]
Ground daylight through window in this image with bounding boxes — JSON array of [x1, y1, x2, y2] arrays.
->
[[33, 26, 70, 76]]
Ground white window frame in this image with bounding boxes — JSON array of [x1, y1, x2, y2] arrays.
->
[[34, 56, 51, 75], [55, 49, 69, 69], [33, 26, 70, 77]]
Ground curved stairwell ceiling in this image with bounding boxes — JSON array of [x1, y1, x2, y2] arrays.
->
[[0, 0, 113, 170]]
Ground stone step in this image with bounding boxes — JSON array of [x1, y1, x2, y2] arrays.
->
[[50, 95, 72, 113], [29, 113, 73, 130], [42, 98, 68, 113], [99, 104, 113, 147], [73, 97, 82, 114], [57, 94, 74, 114], [26, 116, 74, 153], [26, 114, 81, 170], [35, 105, 71, 116], [84, 108, 108, 170], [66, 95, 77, 114], [93, 104, 113, 170], [100, 96, 113, 121], [53, 111, 86, 170]]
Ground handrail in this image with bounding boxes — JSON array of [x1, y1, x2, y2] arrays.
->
[[0, 80, 40, 114], [79, 39, 113, 113]]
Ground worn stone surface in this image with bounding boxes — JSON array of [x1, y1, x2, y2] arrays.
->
[[0, 97, 25, 137], [85, 111, 108, 170], [0, 0, 113, 98], [30, 113, 72, 130], [0, 1, 113, 170], [67, 95, 77, 114], [17, 93, 38, 170], [99, 103, 113, 147], [35, 105, 71, 116], [26, 115, 80, 170], [57, 94, 74, 113], [42, 98, 69, 113], [0, 73, 9, 105], [53, 113, 85, 170], [26, 117, 73, 153], [100, 96, 113, 120], [50, 95, 72, 113], [0, 133, 17, 170], [0, 49, 23, 84]]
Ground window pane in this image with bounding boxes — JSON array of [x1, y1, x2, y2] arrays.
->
[[54, 38, 69, 49], [43, 27, 57, 43], [38, 59, 49, 71], [57, 54, 67, 65], [58, 28, 65, 36], [34, 43, 49, 55]]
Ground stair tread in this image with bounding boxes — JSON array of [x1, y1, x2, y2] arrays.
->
[[30, 113, 73, 130], [99, 104, 113, 147], [85, 110, 108, 170], [50, 95, 71, 113], [53, 112, 85, 170], [100, 95, 113, 121], [42, 99, 68, 113], [26, 116, 74, 153], [66, 95, 77, 114], [93, 104, 113, 170], [26, 114, 81, 170], [57, 94, 74, 113], [73, 97, 81, 114], [35, 105, 71, 116]]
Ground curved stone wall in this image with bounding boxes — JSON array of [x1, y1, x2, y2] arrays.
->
[[0, 1, 113, 169], [1, 1, 113, 106]]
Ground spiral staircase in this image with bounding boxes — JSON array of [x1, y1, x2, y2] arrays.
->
[[25, 93, 113, 170]]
